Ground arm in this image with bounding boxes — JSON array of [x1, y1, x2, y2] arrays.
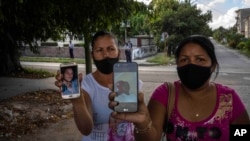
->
[[71, 89, 94, 135], [134, 99, 166, 141], [55, 72, 93, 135], [230, 89, 250, 124], [231, 110, 250, 124]]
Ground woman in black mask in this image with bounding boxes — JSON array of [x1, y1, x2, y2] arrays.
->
[[109, 35, 250, 141], [55, 31, 141, 141]]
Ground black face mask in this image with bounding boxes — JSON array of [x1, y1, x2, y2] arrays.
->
[[177, 64, 212, 90], [93, 57, 119, 74]]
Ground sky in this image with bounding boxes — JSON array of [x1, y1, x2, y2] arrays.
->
[[137, 0, 250, 30]]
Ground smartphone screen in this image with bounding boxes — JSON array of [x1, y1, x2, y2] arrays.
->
[[60, 63, 80, 99], [113, 62, 138, 112]]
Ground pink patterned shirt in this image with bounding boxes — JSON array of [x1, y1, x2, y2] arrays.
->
[[151, 81, 246, 141]]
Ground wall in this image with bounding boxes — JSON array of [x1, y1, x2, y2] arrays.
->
[[119, 46, 157, 60], [21, 46, 85, 58], [21, 45, 158, 60]]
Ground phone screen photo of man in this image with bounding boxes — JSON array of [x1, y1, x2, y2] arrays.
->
[[115, 80, 137, 103]]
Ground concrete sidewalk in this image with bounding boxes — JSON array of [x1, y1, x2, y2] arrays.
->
[[0, 77, 57, 100]]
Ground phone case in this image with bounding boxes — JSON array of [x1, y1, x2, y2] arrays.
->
[[113, 62, 138, 112], [60, 63, 80, 99]]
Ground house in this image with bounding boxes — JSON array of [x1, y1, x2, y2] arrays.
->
[[235, 8, 250, 38], [119, 35, 158, 60], [244, 16, 250, 38]]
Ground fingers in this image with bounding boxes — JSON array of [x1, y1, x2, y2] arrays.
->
[[55, 70, 63, 88], [138, 92, 144, 104], [109, 91, 117, 100], [55, 70, 63, 80], [54, 81, 62, 87], [138, 92, 147, 110], [78, 73, 83, 84], [108, 92, 118, 110]]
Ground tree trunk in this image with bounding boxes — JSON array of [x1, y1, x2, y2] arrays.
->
[[0, 37, 23, 75], [84, 33, 92, 74]]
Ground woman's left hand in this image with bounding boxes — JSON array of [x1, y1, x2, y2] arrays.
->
[[108, 92, 151, 127]]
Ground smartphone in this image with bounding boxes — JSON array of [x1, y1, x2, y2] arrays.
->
[[60, 63, 80, 99], [113, 62, 138, 112]]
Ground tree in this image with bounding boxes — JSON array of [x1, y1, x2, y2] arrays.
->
[[0, 0, 64, 75], [0, 0, 140, 75], [213, 26, 228, 42], [111, 2, 149, 44], [149, 0, 212, 51], [128, 2, 150, 36]]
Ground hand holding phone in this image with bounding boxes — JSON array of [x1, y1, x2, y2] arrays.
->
[[60, 63, 80, 99], [113, 62, 138, 112]]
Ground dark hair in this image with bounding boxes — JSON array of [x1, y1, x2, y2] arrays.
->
[[175, 35, 219, 79], [91, 30, 118, 48], [61, 66, 77, 81]]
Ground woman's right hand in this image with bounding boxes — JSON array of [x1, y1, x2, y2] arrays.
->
[[55, 70, 63, 88], [108, 92, 152, 129]]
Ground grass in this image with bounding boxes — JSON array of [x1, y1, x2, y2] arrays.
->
[[20, 56, 85, 64], [10, 67, 56, 79], [146, 52, 175, 65]]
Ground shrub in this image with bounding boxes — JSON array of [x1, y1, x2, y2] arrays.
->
[[243, 39, 250, 52], [158, 41, 165, 52], [227, 33, 244, 49], [236, 42, 245, 50], [228, 40, 237, 48]]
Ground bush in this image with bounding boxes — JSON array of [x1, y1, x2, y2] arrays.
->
[[158, 41, 165, 52], [243, 39, 250, 52], [228, 40, 237, 48], [227, 33, 244, 49], [236, 42, 245, 50]]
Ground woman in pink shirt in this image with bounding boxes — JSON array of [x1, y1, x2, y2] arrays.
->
[[109, 35, 250, 141]]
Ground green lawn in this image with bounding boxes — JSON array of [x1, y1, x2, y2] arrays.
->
[[20, 56, 85, 64], [146, 53, 175, 65]]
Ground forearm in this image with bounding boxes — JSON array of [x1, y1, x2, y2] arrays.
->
[[133, 118, 162, 141], [72, 97, 93, 135], [134, 125, 162, 141]]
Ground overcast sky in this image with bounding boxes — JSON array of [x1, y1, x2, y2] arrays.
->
[[137, 0, 250, 30]]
